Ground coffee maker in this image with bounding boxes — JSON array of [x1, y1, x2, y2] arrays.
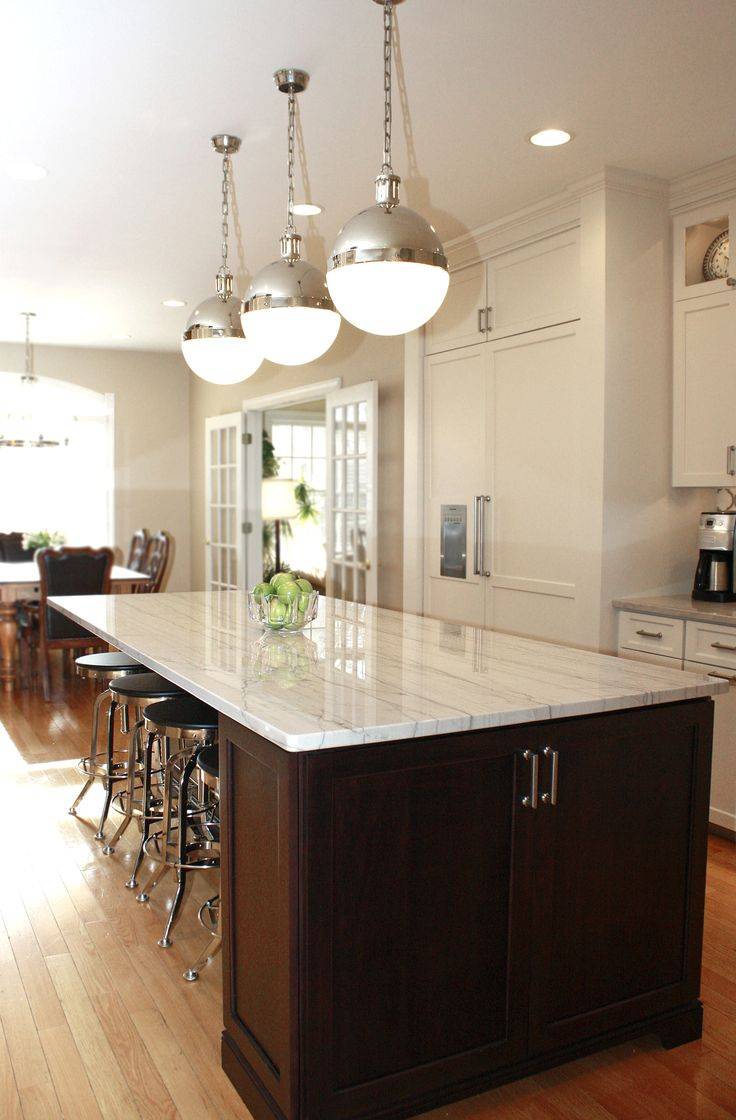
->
[[693, 512, 736, 602]]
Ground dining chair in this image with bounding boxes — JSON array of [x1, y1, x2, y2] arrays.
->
[[36, 546, 114, 700], [126, 528, 149, 571], [0, 532, 34, 562], [141, 530, 172, 592]]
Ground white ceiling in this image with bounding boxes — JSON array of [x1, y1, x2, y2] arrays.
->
[[2, 0, 736, 352]]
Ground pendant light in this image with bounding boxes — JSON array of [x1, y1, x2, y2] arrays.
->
[[241, 70, 340, 366], [326, 0, 448, 336], [0, 314, 66, 448], [182, 135, 264, 385]]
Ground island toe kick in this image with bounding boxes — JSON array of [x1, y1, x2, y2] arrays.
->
[[219, 698, 713, 1120]]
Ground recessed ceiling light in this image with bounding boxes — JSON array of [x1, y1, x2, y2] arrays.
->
[[162, 299, 186, 308], [528, 129, 573, 148], [293, 202, 323, 217], [7, 161, 48, 181]]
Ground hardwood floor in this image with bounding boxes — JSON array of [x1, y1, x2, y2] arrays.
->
[[1, 656, 735, 1120]]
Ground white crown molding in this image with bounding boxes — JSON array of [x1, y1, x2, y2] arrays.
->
[[445, 167, 668, 270], [669, 154, 736, 214]]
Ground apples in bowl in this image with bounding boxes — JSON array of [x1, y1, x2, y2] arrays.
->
[[248, 572, 319, 632]]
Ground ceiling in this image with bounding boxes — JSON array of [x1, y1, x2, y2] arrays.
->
[[2, 0, 736, 352]]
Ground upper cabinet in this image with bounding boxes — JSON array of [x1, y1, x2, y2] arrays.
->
[[672, 195, 736, 486], [673, 198, 736, 302], [425, 230, 579, 356]]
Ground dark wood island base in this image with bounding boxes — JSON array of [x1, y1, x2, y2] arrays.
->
[[219, 699, 713, 1120]]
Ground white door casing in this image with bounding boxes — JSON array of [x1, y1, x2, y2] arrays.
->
[[204, 412, 245, 591], [326, 381, 378, 605]]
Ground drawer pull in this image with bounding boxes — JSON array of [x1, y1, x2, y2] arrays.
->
[[635, 628, 663, 639], [708, 671, 736, 685], [521, 749, 538, 809], [711, 641, 736, 652], [540, 746, 559, 806]]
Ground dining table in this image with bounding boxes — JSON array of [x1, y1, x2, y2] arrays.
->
[[0, 561, 150, 691]]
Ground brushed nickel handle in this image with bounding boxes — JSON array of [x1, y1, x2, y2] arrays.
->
[[478, 308, 487, 334], [728, 445, 736, 476], [472, 496, 481, 575], [479, 495, 491, 578], [540, 746, 559, 806], [635, 628, 662, 639], [711, 641, 736, 651], [708, 671, 736, 684], [522, 749, 538, 809], [486, 305, 493, 332]]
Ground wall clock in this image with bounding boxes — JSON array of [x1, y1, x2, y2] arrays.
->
[[703, 229, 730, 280]]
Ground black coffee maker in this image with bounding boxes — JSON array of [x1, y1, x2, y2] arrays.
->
[[693, 512, 736, 602]]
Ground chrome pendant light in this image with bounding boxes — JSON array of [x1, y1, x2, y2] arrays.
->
[[241, 70, 340, 367], [182, 135, 264, 385], [327, 0, 449, 336]]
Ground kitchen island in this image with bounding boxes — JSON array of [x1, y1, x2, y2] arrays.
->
[[49, 591, 724, 1120]]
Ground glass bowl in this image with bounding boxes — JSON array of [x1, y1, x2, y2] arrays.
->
[[247, 588, 319, 633]]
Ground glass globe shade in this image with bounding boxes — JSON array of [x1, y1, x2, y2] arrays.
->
[[243, 306, 341, 366], [327, 202, 448, 336], [241, 258, 341, 366], [327, 260, 448, 336], [181, 294, 263, 384]]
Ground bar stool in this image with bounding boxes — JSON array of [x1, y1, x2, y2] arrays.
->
[[135, 697, 220, 950], [101, 672, 185, 876], [184, 744, 221, 982], [69, 652, 146, 839]]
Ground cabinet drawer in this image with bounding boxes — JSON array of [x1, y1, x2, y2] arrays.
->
[[618, 613, 684, 659], [618, 647, 684, 670], [685, 620, 736, 671]]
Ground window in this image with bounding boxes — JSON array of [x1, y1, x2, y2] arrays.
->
[[268, 415, 326, 579]]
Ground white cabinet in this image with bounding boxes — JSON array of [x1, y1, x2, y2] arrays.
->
[[684, 660, 736, 835], [672, 197, 736, 302], [423, 323, 582, 642], [425, 230, 579, 356], [672, 290, 736, 486]]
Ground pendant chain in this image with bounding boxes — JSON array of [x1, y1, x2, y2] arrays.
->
[[22, 312, 35, 383], [382, 0, 393, 174], [286, 88, 296, 234], [220, 152, 231, 271]]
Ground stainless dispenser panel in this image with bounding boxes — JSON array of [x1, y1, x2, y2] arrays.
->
[[440, 504, 467, 579]]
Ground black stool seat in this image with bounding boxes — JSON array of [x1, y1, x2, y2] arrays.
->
[[111, 672, 182, 699], [76, 652, 143, 672], [197, 745, 219, 779], [143, 696, 218, 731]]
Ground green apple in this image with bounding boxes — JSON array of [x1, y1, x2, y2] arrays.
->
[[252, 581, 272, 602], [267, 600, 287, 629], [270, 571, 291, 587], [277, 581, 300, 605], [295, 577, 312, 593], [297, 591, 311, 614]]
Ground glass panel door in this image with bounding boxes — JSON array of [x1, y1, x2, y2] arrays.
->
[[204, 412, 244, 591]]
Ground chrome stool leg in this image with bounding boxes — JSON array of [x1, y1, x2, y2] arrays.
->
[[136, 735, 179, 903], [184, 934, 222, 983], [68, 687, 107, 815], [103, 718, 143, 855], [158, 748, 199, 948], [94, 697, 118, 840], [125, 730, 157, 889]]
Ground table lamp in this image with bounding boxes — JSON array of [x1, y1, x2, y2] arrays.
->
[[262, 478, 299, 572]]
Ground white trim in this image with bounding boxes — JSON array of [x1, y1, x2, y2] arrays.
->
[[242, 378, 341, 413], [670, 154, 736, 215], [402, 330, 425, 615]]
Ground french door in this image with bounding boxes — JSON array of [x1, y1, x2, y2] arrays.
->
[[326, 382, 378, 605], [204, 412, 245, 591]]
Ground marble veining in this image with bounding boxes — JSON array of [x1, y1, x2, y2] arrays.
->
[[49, 592, 726, 751], [614, 593, 736, 627]]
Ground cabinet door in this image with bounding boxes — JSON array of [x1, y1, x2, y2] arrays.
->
[[685, 660, 736, 834], [528, 703, 712, 1055], [423, 346, 489, 625], [487, 229, 579, 341], [673, 199, 736, 302], [673, 291, 736, 486], [302, 730, 535, 1120], [424, 261, 487, 354]]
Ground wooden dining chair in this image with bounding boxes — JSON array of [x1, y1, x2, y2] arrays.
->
[[126, 528, 149, 571], [141, 530, 172, 593], [36, 546, 114, 700], [0, 532, 34, 562]]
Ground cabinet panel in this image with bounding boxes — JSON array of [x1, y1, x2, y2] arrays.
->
[[673, 199, 736, 302], [423, 347, 487, 625], [619, 611, 685, 659], [425, 261, 487, 354], [685, 619, 736, 671], [673, 291, 736, 486], [685, 660, 736, 834], [302, 731, 535, 1119], [528, 703, 711, 1055], [487, 230, 579, 341]]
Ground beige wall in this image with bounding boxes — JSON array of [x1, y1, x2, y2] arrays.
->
[[189, 322, 405, 609], [0, 342, 191, 590]]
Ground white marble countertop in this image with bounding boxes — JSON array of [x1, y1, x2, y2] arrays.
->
[[613, 593, 736, 627], [49, 592, 725, 751]]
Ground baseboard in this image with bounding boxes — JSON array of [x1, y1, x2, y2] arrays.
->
[[709, 821, 736, 842]]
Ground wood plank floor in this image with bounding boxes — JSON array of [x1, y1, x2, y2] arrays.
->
[[1, 656, 735, 1119]]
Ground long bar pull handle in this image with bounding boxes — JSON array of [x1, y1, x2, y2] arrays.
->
[[478, 308, 487, 334], [728, 445, 736, 476], [486, 305, 493, 333], [522, 749, 538, 809], [478, 495, 491, 578], [635, 628, 663, 639], [540, 746, 559, 806], [472, 496, 481, 575], [711, 641, 736, 652]]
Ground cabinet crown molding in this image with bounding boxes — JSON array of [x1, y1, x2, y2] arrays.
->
[[670, 154, 736, 215]]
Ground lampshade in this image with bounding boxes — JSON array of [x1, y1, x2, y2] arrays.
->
[[327, 202, 449, 336], [182, 295, 264, 385], [241, 258, 341, 366], [262, 478, 300, 520]]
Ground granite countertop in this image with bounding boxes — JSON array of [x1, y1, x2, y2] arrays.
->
[[49, 592, 725, 751], [613, 593, 736, 627]]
